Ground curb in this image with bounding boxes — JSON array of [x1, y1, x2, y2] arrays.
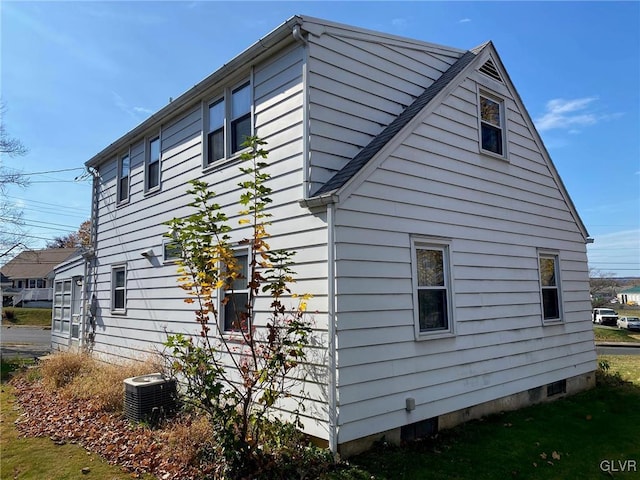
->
[[595, 342, 640, 348]]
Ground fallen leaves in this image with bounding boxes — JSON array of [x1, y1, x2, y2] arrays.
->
[[10, 378, 209, 480]]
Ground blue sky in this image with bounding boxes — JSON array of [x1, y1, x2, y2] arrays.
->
[[1, 1, 639, 277]]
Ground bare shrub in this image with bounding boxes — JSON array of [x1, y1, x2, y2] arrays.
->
[[160, 413, 216, 467], [40, 351, 163, 412], [64, 356, 163, 412], [40, 351, 91, 389]]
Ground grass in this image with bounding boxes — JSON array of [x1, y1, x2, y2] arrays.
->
[[2, 354, 640, 480], [2, 307, 52, 326], [593, 325, 640, 343], [0, 384, 149, 480], [329, 356, 640, 480]]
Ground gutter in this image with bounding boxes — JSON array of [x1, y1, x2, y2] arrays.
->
[[86, 15, 304, 168]]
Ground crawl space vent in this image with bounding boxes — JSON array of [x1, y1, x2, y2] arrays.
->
[[124, 373, 178, 424], [479, 59, 503, 83]]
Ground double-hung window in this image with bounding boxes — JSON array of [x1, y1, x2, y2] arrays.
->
[[539, 252, 562, 322], [230, 82, 251, 153], [111, 265, 127, 313], [205, 79, 252, 167], [222, 250, 250, 332], [479, 92, 505, 157], [117, 152, 130, 203], [146, 134, 161, 192], [411, 239, 454, 337]]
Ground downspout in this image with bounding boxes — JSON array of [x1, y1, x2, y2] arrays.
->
[[292, 24, 311, 199], [81, 166, 99, 350], [327, 202, 338, 454]]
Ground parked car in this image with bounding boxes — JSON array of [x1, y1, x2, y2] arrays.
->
[[592, 308, 619, 326], [617, 316, 640, 331]]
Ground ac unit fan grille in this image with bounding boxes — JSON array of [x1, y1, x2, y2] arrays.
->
[[124, 375, 178, 424]]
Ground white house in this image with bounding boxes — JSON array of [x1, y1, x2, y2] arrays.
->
[[618, 286, 640, 306], [72, 16, 596, 455]]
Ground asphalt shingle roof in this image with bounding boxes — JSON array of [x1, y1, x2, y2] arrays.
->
[[312, 49, 478, 197], [0, 248, 78, 280]]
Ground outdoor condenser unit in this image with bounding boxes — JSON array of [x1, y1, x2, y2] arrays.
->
[[123, 373, 177, 424]]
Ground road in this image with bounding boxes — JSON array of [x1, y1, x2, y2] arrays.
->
[[596, 345, 640, 356], [1, 325, 51, 359]]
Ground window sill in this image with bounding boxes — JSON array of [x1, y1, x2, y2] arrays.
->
[[542, 318, 563, 325], [202, 147, 251, 173], [414, 329, 455, 341], [144, 186, 161, 197], [111, 309, 127, 315], [480, 148, 508, 161]]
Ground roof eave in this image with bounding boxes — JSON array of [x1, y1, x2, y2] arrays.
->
[[86, 15, 304, 168]]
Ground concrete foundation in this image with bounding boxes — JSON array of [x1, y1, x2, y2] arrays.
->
[[337, 371, 596, 457]]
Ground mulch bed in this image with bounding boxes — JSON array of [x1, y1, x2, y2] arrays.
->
[[10, 377, 214, 480]]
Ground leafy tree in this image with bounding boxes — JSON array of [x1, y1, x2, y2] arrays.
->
[[47, 220, 91, 248], [163, 137, 318, 477]]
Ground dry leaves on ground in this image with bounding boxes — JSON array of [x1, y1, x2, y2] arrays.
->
[[11, 377, 216, 480]]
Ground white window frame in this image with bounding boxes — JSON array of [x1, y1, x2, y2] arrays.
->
[[162, 239, 182, 264], [145, 132, 161, 193], [111, 264, 127, 314], [52, 279, 72, 333], [203, 76, 253, 169], [221, 247, 251, 333], [538, 251, 563, 323], [117, 150, 131, 204], [477, 89, 507, 159], [411, 238, 455, 340]]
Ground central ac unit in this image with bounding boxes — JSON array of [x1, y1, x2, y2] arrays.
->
[[123, 373, 178, 424]]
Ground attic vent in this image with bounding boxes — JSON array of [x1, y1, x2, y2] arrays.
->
[[124, 373, 178, 424], [479, 59, 502, 83]]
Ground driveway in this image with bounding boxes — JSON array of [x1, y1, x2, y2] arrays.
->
[[1, 325, 51, 359]]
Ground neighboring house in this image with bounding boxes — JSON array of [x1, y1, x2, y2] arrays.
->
[[618, 286, 640, 306], [1, 248, 78, 308], [75, 16, 595, 455]]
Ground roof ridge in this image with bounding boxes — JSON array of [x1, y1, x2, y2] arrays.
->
[[311, 49, 477, 198]]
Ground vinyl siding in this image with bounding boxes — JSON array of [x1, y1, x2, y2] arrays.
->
[[332, 73, 595, 444], [90, 44, 331, 439], [304, 20, 463, 195]]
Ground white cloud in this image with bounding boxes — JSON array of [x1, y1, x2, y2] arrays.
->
[[535, 97, 597, 131], [112, 92, 153, 121], [391, 18, 408, 28], [459, 18, 472, 23]]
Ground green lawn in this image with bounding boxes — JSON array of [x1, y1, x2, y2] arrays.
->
[[3, 356, 639, 480], [329, 356, 640, 480], [593, 324, 640, 343], [1, 307, 52, 326]]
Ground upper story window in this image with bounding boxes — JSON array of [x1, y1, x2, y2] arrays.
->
[[117, 152, 130, 204], [231, 82, 251, 153], [539, 252, 562, 322], [479, 92, 506, 157], [146, 134, 161, 192], [411, 238, 454, 339], [205, 79, 252, 167]]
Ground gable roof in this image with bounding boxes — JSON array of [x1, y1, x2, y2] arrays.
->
[[0, 248, 79, 280], [312, 49, 477, 197], [306, 40, 589, 241]]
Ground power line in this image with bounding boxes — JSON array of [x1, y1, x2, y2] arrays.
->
[[3, 167, 85, 176], [5, 194, 89, 214]]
